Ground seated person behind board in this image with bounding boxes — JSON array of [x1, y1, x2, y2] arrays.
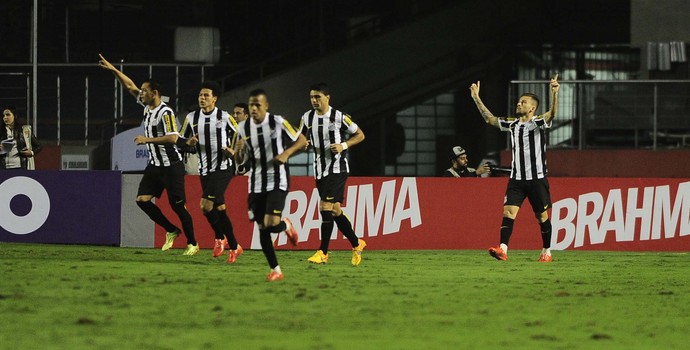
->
[[443, 146, 490, 178]]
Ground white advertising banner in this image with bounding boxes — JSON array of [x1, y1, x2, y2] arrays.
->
[[111, 126, 149, 172]]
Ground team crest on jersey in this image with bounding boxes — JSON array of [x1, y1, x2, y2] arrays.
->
[[216, 120, 224, 128], [270, 130, 277, 139], [328, 123, 336, 131]]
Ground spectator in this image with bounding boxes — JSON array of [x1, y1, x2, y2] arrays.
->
[[1, 107, 41, 170], [442, 146, 490, 177]]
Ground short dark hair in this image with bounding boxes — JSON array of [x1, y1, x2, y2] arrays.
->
[[143, 79, 162, 95], [520, 93, 540, 109], [200, 81, 221, 97], [234, 102, 248, 111], [309, 82, 329, 95], [249, 88, 267, 98]]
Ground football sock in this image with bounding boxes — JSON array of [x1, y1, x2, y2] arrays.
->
[[170, 199, 196, 245], [203, 209, 224, 240], [273, 265, 282, 274], [259, 228, 279, 269], [500, 243, 508, 254], [136, 200, 177, 233], [320, 211, 334, 254], [268, 221, 287, 233], [540, 219, 552, 249], [500, 217, 515, 247], [217, 209, 238, 250], [334, 213, 359, 248]]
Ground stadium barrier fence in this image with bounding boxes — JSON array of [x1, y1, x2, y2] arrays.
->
[[2, 173, 688, 251]]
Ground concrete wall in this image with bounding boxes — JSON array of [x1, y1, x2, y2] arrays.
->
[[35, 145, 61, 170], [631, 0, 690, 45], [631, 0, 690, 78], [120, 174, 155, 247], [500, 149, 690, 178], [218, 0, 522, 124]]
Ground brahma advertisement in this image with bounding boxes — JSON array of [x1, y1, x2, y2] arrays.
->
[[157, 176, 690, 252], [2, 172, 686, 251]]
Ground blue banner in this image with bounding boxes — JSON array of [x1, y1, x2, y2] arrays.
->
[[0, 170, 121, 245]]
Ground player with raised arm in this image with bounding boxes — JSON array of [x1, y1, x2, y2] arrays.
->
[[470, 75, 559, 262], [99, 54, 198, 255]]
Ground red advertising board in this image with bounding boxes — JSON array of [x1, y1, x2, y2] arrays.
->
[[157, 176, 690, 251]]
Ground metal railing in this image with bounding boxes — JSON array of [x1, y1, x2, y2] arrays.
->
[[0, 63, 210, 145], [509, 80, 690, 150]]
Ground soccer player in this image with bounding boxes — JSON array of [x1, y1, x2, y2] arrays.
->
[[470, 75, 560, 262], [233, 103, 249, 123], [299, 83, 366, 266], [98, 54, 198, 255], [179, 81, 243, 263], [234, 89, 307, 281], [232, 102, 249, 175]]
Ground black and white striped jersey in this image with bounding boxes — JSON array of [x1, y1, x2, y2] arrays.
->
[[140, 101, 182, 167], [237, 113, 301, 193], [498, 116, 551, 180], [299, 107, 358, 180], [180, 107, 238, 176]]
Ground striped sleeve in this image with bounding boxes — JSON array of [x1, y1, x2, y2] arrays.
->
[[498, 117, 516, 132], [534, 115, 552, 128], [180, 112, 193, 138], [279, 116, 300, 142], [162, 109, 180, 135], [228, 114, 239, 131], [341, 113, 359, 134], [227, 114, 239, 148], [298, 114, 308, 137]]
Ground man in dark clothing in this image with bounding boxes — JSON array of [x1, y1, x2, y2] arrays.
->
[[442, 146, 490, 177]]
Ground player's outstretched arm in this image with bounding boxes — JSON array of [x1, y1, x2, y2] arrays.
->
[[98, 54, 140, 98], [543, 74, 560, 124], [470, 81, 499, 128]]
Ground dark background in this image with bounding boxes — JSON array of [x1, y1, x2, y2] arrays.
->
[[1, 0, 630, 65], [1, 0, 642, 175]]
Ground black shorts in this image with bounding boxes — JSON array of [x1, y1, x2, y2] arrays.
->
[[248, 190, 287, 222], [200, 170, 233, 205], [137, 162, 186, 202], [504, 178, 551, 214], [316, 172, 348, 203]]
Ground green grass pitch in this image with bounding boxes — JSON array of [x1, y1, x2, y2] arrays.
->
[[1, 243, 688, 349]]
